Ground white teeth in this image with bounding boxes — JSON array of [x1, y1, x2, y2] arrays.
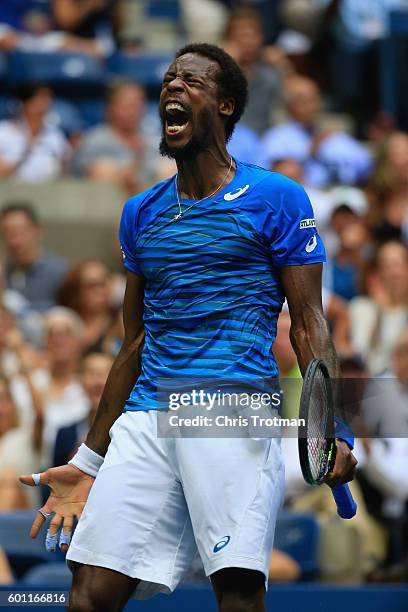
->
[[166, 102, 185, 112], [167, 124, 186, 133]]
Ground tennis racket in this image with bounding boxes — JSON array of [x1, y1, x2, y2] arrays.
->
[[298, 358, 357, 519]]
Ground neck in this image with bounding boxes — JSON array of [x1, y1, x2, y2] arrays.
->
[[113, 124, 135, 138], [24, 113, 43, 137], [176, 148, 234, 200], [50, 361, 76, 382], [12, 245, 41, 269]]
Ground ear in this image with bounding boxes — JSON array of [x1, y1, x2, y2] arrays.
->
[[219, 98, 235, 118]]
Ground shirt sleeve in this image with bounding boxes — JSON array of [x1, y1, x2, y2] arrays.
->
[[263, 176, 326, 267], [118, 197, 142, 275]]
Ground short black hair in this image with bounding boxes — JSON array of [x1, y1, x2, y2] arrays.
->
[[13, 83, 50, 103], [0, 203, 39, 226], [175, 43, 248, 141]]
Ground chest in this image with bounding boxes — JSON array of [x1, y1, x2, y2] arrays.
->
[[135, 204, 270, 282]]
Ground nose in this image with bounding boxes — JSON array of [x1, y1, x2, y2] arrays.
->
[[166, 76, 185, 94]]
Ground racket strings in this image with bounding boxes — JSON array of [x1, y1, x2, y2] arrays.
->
[[307, 371, 330, 481]]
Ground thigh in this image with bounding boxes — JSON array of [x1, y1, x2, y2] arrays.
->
[[69, 562, 139, 612], [67, 412, 196, 590], [176, 435, 285, 582]]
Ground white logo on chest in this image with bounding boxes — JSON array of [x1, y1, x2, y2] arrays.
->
[[224, 184, 250, 201]]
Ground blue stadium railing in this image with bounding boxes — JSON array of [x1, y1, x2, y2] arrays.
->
[[0, 50, 173, 97]]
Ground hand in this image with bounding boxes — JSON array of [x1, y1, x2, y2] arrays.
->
[[19, 465, 95, 553], [324, 439, 357, 487]]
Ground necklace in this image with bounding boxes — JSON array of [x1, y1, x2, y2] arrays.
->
[[173, 157, 233, 221]]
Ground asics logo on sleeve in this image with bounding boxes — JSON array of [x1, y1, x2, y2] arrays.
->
[[213, 536, 231, 553], [224, 185, 250, 201], [305, 234, 318, 253]]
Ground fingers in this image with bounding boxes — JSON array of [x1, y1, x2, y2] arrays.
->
[[30, 506, 52, 539], [19, 471, 49, 487], [46, 513, 63, 552], [59, 515, 74, 553], [325, 440, 358, 487]]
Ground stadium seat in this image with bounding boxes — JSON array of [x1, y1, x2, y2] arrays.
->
[[22, 562, 72, 588], [274, 512, 320, 579], [147, 0, 181, 20], [0, 512, 63, 578], [7, 51, 106, 94], [77, 98, 106, 129], [0, 96, 15, 121], [107, 52, 173, 96], [0, 53, 8, 84]]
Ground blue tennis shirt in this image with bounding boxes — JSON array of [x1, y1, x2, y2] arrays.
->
[[119, 159, 326, 410]]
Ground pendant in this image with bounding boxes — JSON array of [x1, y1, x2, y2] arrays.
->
[[174, 213, 182, 221]]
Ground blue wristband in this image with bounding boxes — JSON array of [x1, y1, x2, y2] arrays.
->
[[334, 416, 354, 449]]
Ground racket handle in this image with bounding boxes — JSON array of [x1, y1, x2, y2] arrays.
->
[[331, 484, 357, 519]]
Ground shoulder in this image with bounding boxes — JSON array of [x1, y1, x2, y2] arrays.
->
[[123, 176, 174, 214], [262, 122, 302, 142], [120, 176, 175, 233], [41, 251, 69, 274], [80, 124, 114, 145], [247, 166, 309, 207], [0, 120, 19, 137]]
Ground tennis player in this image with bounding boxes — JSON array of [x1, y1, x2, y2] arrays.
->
[[21, 44, 357, 612]]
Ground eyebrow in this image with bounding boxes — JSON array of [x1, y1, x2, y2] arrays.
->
[[164, 66, 206, 79]]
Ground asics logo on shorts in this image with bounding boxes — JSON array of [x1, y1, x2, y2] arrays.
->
[[213, 536, 231, 553]]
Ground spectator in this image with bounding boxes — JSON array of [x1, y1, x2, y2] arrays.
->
[[0, 84, 71, 182], [0, 303, 45, 436], [367, 132, 408, 244], [52, 0, 121, 56], [180, 0, 229, 44], [57, 259, 115, 353], [74, 81, 160, 194], [0, 203, 68, 312], [36, 307, 89, 467], [358, 328, 408, 571], [227, 124, 268, 167], [0, 0, 117, 56], [0, 548, 13, 585], [349, 241, 408, 374], [329, 0, 408, 135], [53, 351, 113, 466], [262, 75, 373, 187], [223, 6, 287, 135], [324, 204, 371, 301], [0, 373, 42, 510], [273, 311, 301, 420]]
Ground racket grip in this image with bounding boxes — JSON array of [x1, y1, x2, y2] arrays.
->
[[331, 484, 357, 519]]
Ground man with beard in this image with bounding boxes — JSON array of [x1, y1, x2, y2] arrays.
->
[[20, 44, 356, 612]]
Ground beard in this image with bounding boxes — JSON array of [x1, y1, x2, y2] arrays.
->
[[159, 106, 213, 161]]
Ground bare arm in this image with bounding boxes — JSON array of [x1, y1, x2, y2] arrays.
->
[[280, 263, 340, 379], [85, 270, 145, 456], [280, 262, 357, 485], [52, 0, 106, 31]]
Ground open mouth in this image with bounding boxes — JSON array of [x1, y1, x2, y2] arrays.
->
[[165, 102, 190, 136]]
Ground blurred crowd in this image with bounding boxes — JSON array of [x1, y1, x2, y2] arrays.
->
[[0, 0, 408, 588]]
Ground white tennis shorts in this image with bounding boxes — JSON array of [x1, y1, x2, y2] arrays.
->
[[66, 411, 285, 600]]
